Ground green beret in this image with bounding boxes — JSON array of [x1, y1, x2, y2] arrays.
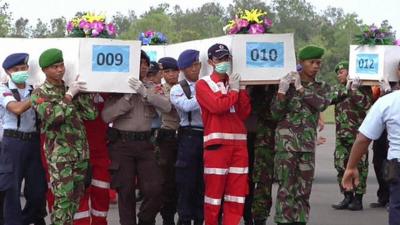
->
[[298, 45, 325, 60], [39, 48, 63, 68], [334, 60, 349, 74]]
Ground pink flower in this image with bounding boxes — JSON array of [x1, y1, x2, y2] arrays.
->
[[91, 21, 104, 36], [248, 23, 265, 34], [394, 39, 400, 46], [66, 21, 74, 32], [228, 26, 240, 34], [237, 19, 249, 29], [106, 23, 117, 36], [145, 30, 155, 38], [79, 20, 90, 30], [264, 18, 273, 28]]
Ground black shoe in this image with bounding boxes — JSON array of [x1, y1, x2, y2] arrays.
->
[[34, 218, 46, 225], [193, 219, 203, 225], [254, 218, 266, 225], [293, 223, 306, 225], [332, 191, 353, 210], [138, 219, 155, 225], [348, 194, 363, 211], [162, 218, 175, 225], [244, 220, 254, 225], [370, 199, 389, 208], [177, 220, 191, 225]]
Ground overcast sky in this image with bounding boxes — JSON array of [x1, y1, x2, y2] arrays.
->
[[7, 0, 400, 35]]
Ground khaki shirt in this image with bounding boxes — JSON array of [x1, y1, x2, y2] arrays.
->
[[102, 85, 171, 132], [160, 83, 180, 130]]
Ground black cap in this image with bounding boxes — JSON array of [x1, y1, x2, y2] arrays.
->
[[148, 61, 160, 75], [207, 43, 231, 59]]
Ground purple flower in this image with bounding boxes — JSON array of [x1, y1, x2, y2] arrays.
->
[[264, 18, 273, 28], [248, 23, 265, 34], [369, 25, 378, 33], [237, 19, 249, 29], [394, 39, 400, 46], [228, 26, 240, 34], [91, 21, 104, 35], [106, 23, 116, 36], [145, 30, 154, 38], [66, 21, 74, 32], [79, 20, 91, 30]]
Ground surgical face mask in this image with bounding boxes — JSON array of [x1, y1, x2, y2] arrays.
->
[[215, 61, 231, 74], [11, 70, 29, 84]]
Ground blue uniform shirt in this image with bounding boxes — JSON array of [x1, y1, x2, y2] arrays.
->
[[0, 81, 37, 132], [170, 79, 203, 127]]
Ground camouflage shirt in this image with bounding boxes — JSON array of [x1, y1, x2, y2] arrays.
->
[[31, 80, 98, 163], [272, 81, 344, 152], [335, 84, 372, 141]]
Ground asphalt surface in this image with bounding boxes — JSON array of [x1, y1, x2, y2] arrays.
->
[[42, 124, 389, 225]]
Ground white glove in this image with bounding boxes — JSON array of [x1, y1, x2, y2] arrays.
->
[[229, 73, 241, 91], [350, 76, 361, 91], [66, 80, 87, 98], [278, 72, 293, 94], [292, 72, 303, 91], [379, 77, 391, 93], [123, 93, 132, 101], [128, 77, 147, 97]]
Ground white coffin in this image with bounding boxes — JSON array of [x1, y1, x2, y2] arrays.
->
[[0, 38, 141, 93], [141, 45, 166, 62], [349, 45, 400, 83], [165, 34, 296, 84]]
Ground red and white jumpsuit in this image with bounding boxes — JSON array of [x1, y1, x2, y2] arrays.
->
[[74, 93, 111, 225], [196, 72, 251, 225]]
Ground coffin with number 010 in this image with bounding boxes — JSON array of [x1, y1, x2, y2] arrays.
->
[[349, 45, 400, 84], [161, 33, 296, 84], [0, 38, 141, 93]]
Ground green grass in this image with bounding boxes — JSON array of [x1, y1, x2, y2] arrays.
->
[[322, 105, 335, 124]]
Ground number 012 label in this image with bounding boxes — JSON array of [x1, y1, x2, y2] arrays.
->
[[92, 45, 130, 72], [356, 53, 379, 75], [246, 42, 284, 68]]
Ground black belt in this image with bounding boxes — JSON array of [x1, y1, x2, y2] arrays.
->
[[3, 129, 39, 141], [118, 130, 151, 141], [178, 126, 204, 137], [158, 128, 178, 140]]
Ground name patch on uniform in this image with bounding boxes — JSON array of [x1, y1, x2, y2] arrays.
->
[[2, 92, 12, 97]]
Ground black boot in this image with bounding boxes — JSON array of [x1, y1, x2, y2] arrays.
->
[[331, 191, 353, 210], [254, 218, 266, 225], [293, 223, 306, 225], [348, 194, 363, 211], [138, 219, 155, 225], [193, 219, 204, 225], [162, 216, 175, 225], [244, 219, 254, 225]]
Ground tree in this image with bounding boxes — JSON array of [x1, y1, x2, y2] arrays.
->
[[112, 10, 137, 36], [32, 18, 49, 38], [11, 17, 30, 37], [48, 17, 66, 37], [0, 1, 11, 37]]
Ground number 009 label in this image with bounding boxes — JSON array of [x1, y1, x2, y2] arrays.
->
[[92, 45, 130, 72], [246, 42, 284, 68], [356, 53, 379, 75]]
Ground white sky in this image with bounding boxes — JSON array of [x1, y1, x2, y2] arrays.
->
[[6, 0, 400, 36]]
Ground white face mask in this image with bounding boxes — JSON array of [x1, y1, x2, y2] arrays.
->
[[11, 70, 29, 84]]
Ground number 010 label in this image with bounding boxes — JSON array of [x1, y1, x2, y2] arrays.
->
[[92, 45, 130, 72], [356, 53, 379, 75], [246, 42, 284, 68]]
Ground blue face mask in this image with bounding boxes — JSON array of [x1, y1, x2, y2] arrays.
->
[[215, 62, 231, 74], [11, 70, 29, 84]]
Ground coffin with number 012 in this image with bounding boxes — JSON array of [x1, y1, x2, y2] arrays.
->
[[0, 38, 141, 93], [144, 33, 296, 84], [349, 45, 400, 83]]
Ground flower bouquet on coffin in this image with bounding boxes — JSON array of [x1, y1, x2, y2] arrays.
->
[[138, 30, 167, 45], [223, 9, 272, 34], [66, 12, 117, 38], [354, 20, 396, 46]]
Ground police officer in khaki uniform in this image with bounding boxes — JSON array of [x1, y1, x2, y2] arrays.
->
[[157, 57, 181, 225], [102, 51, 171, 225]]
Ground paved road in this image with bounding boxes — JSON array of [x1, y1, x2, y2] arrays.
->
[[44, 124, 389, 225]]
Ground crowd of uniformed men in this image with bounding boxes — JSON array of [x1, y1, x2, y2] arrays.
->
[[0, 42, 398, 225]]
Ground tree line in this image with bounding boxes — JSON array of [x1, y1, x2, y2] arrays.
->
[[0, 0, 393, 84]]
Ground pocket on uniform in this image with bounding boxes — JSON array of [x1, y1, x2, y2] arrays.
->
[[108, 161, 122, 189]]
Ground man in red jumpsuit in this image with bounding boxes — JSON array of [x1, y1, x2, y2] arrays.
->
[[73, 93, 111, 225], [196, 43, 251, 225]]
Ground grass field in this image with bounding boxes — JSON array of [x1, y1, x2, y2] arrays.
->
[[322, 105, 335, 124]]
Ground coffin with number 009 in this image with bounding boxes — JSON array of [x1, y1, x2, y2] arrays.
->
[[0, 38, 141, 93], [162, 33, 296, 84], [349, 45, 400, 84]]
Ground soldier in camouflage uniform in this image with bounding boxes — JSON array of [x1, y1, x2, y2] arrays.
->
[[272, 45, 346, 225], [31, 48, 98, 225], [249, 85, 278, 225], [331, 61, 372, 211]]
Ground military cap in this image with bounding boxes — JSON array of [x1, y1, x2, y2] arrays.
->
[[298, 45, 325, 60], [2, 53, 29, 70], [178, 49, 199, 70], [334, 61, 349, 74], [158, 57, 178, 70], [148, 61, 160, 75], [208, 43, 231, 60], [141, 50, 150, 66], [39, 48, 63, 68]]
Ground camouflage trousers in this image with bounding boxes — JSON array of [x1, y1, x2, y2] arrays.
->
[[48, 160, 88, 225], [335, 138, 368, 194], [252, 145, 275, 220], [274, 151, 315, 223]]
